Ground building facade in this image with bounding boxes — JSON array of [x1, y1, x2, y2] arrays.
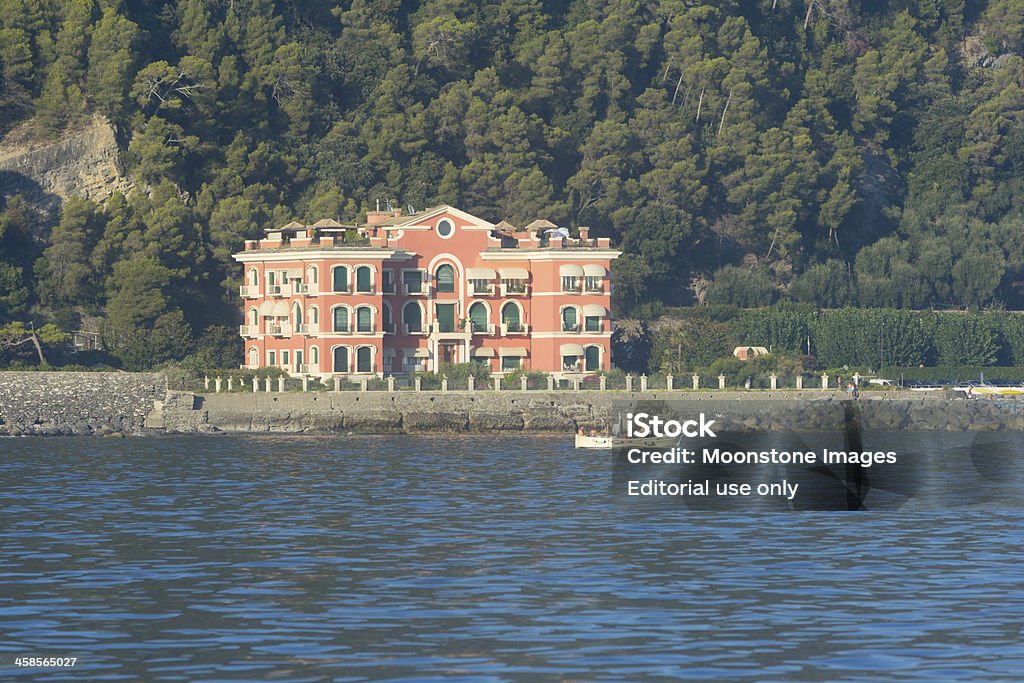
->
[[232, 205, 621, 378]]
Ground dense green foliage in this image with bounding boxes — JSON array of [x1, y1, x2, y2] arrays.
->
[[643, 307, 1024, 374], [2, 1, 1024, 368]]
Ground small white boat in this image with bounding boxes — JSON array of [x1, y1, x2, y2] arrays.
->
[[574, 434, 679, 449], [956, 384, 1024, 397]]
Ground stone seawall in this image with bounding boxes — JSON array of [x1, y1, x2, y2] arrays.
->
[[2, 370, 1024, 436], [163, 390, 1024, 434], [0, 372, 165, 436]]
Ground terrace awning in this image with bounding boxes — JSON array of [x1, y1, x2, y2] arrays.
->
[[466, 267, 496, 279], [270, 300, 289, 317], [582, 264, 606, 277], [499, 267, 529, 279], [257, 300, 275, 316], [560, 344, 585, 356], [582, 304, 607, 317], [559, 264, 584, 277], [498, 347, 527, 357], [412, 349, 429, 358], [471, 347, 495, 358]]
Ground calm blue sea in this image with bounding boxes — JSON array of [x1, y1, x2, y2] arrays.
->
[[0, 434, 1022, 682]]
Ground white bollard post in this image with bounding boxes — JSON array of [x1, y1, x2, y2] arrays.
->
[[441, 377, 448, 392], [227, 377, 234, 392], [521, 375, 528, 391], [572, 378, 581, 391], [796, 375, 804, 390], [333, 377, 341, 392], [252, 378, 259, 393], [770, 374, 778, 390], [415, 376, 422, 392], [666, 374, 674, 391], [693, 374, 700, 390], [640, 374, 648, 392], [265, 377, 272, 393], [278, 377, 285, 392], [718, 374, 726, 390], [302, 376, 309, 392], [215, 377, 222, 393], [821, 373, 829, 390], [625, 374, 633, 392], [387, 376, 395, 392], [360, 378, 368, 392], [547, 375, 554, 391], [204, 376, 210, 391], [467, 375, 475, 391], [494, 376, 501, 391], [599, 375, 607, 391]]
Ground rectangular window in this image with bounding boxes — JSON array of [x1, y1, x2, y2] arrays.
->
[[584, 275, 602, 292], [268, 351, 276, 366], [585, 316, 601, 332], [501, 356, 521, 371], [403, 271, 422, 294], [282, 350, 290, 366], [470, 278, 492, 294], [382, 270, 394, 294], [295, 350, 303, 368], [561, 276, 579, 292], [503, 278, 527, 294], [436, 304, 456, 333]]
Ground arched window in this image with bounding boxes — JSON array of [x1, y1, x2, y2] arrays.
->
[[248, 268, 258, 286], [356, 346, 372, 373], [356, 266, 373, 293], [292, 302, 303, 327], [248, 308, 258, 326], [585, 346, 600, 371], [436, 264, 455, 293], [307, 265, 318, 285], [311, 346, 319, 365], [469, 302, 488, 333], [333, 346, 349, 373], [307, 306, 319, 325], [333, 306, 349, 333], [561, 307, 578, 332], [404, 302, 422, 333], [382, 303, 393, 332], [248, 347, 258, 367], [333, 266, 349, 292], [501, 302, 521, 333], [356, 306, 373, 332]]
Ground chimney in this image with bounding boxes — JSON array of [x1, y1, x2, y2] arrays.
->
[[366, 211, 392, 226]]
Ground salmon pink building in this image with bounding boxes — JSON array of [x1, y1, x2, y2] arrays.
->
[[233, 205, 621, 378]]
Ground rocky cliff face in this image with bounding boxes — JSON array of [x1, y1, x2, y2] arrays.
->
[[0, 115, 135, 225]]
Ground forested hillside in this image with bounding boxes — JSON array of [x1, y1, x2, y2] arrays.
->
[[0, 0, 1023, 368]]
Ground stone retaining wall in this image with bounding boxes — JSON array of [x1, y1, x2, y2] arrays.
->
[[165, 390, 1024, 434], [1, 370, 1023, 436], [0, 372, 165, 436]]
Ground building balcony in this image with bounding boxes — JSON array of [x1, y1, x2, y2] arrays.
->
[[471, 323, 496, 335], [404, 324, 427, 335], [584, 284, 604, 293], [469, 284, 495, 296], [501, 323, 529, 335], [299, 364, 320, 374], [403, 284, 426, 296], [267, 284, 293, 297], [298, 323, 319, 334], [267, 323, 293, 337], [562, 323, 580, 333], [239, 324, 260, 337], [355, 325, 376, 334], [500, 282, 529, 296], [240, 285, 260, 298], [354, 285, 377, 295], [294, 283, 319, 295]]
